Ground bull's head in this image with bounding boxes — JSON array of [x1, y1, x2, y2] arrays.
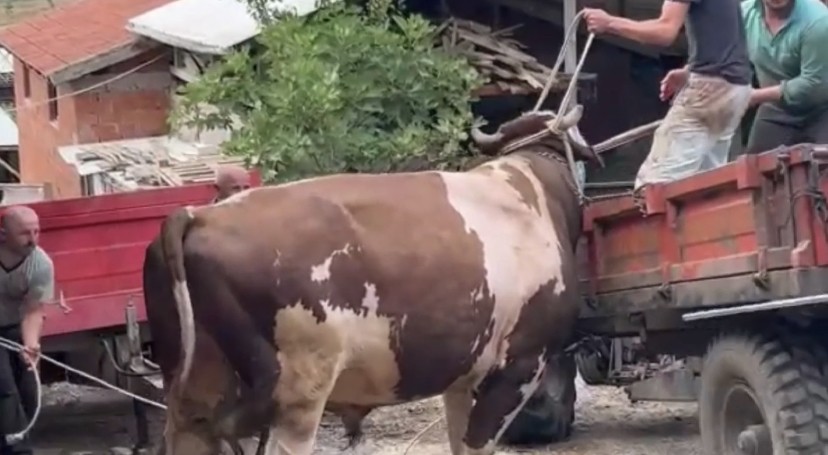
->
[[470, 105, 605, 167]]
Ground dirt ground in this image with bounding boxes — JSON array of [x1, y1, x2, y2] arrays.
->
[[30, 375, 700, 455]]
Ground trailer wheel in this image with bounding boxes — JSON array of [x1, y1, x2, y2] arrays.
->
[[699, 333, 828, 455], [502, 354, 576, 445]]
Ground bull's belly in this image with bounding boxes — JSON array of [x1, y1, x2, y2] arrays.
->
[[325, 324, 509, 407], [328, 364, 404, 406]]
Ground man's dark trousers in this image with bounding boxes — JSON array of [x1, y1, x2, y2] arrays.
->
[[0, 325, 36, 455], [744, 103, 828, 154]]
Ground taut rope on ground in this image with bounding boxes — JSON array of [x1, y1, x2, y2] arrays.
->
[[0, 335, 167, 445]]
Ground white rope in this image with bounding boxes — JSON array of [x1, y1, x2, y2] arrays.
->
[[532, 10, 593, 115], [401, 415, 443, 455], [0, 335, 167, 444], [0, 338, 41, 445], [527, 9, 596, 201]]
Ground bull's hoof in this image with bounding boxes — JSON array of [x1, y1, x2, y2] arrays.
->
[[343, 430, 364, 450]]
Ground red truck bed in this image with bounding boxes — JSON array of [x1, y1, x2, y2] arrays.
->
[[579, 144, 828, 324], [28, 175, 259, 339]]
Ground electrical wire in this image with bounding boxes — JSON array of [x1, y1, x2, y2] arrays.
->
[[3, 54, 166, 115]]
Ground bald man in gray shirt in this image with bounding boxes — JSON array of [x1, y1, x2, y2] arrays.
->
[[0, 206, 54, 455], [583, 0, 753, 193]]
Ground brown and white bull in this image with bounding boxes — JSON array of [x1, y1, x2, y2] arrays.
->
[[144, 106, 600, 455]]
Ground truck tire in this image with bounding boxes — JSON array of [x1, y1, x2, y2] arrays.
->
[[699, 333, 828, 455], [502, 354, 576, 445]]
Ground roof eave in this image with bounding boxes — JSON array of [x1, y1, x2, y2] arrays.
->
[[49, 38, 163, 85], [125, 21, 255, 55]]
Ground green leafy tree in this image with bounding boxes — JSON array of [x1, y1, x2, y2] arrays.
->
[[171, 0, 484, 183]]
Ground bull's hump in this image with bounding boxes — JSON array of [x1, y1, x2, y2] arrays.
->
[[438, 158, 566, 298]]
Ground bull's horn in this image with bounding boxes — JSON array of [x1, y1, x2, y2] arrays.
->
[[470, 126, 504, 147], [566, 124, 590, 149], [557, 104, 584, 130]]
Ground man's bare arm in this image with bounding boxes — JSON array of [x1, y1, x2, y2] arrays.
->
[[20, 252, 54, 362], [20, 300, 45, 352], [749, 86, 783, 106], [606, 1, 690, 47]]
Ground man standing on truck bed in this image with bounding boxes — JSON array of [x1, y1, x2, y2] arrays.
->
[[741, 0, 828, 153], [582, 0, 753, 193], [0, 206, 54, 455]]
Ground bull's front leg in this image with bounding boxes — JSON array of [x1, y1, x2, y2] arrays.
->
[[443, 388, 474, 455], [262, 352, 343, 454], [462, 350, 548, 455]]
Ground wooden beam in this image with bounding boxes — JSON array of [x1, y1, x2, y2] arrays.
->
[[49, 39, 163, 85]]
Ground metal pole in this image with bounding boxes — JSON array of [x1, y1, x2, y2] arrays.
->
[[125, 297, 150, 452], [563, 0, 578, 90], [563, 0, 586, 185], [682, 293, 828, 322]]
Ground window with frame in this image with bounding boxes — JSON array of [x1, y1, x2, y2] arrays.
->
[[47, 80, 57, 121]]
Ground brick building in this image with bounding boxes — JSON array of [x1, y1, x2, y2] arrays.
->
[[0, 0, 174, 198]]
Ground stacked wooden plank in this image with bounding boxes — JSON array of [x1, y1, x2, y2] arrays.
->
[[75, 144, 246, 190], [436, 18, 569, 96]]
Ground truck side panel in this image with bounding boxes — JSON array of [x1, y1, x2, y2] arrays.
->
[[25, 173, 261, 338], [580, 145, 828, 320]]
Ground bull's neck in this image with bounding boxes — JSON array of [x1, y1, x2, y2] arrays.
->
[[518, 149, 583, 248]]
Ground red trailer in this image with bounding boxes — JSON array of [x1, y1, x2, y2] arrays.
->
[[509, 144, 828, 454], [38, 184, 224, 341]]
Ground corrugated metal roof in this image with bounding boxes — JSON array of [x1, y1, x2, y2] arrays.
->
[[0, 48, 13, 88], [126, 0, 324, 55], [0, 108, 19, 148], [58, 135, 245, 192], [0, 48, 13, 74]]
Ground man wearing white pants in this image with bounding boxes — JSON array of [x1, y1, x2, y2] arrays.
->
[[583, 0, 753, 191]]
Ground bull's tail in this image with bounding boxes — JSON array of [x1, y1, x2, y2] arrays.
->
[[160, 207, 196, 385]]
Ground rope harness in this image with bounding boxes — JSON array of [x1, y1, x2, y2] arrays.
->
[[497, 10, 596, 205]]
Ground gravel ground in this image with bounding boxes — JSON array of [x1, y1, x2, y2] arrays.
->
[[29, 375, 700, 455]]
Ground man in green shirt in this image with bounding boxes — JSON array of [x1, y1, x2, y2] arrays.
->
[[0, 206, 54, 455], [742, 0, 828, 152]]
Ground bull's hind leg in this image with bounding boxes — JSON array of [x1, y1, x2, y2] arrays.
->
[[462, 351, 547, 454]]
